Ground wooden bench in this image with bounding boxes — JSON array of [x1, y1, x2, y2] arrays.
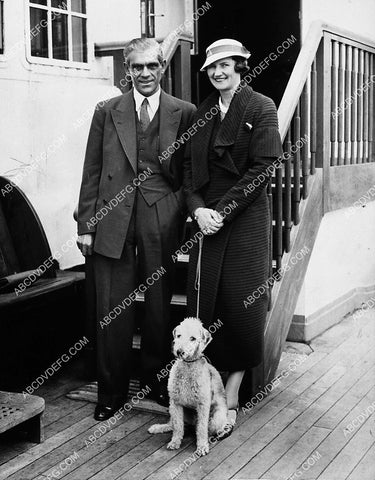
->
[[0, 391, 45, 442]]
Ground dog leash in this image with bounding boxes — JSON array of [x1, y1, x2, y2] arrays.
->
[[194, 235, 204, 319]]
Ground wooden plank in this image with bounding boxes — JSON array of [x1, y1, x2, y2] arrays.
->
[[0, 271, 84, 307], [346, 442, 375, 480], [0, 414, 97, 480], [38, 413, 155, 480], [167, 316, 374, 480], [316, 392, 375, 479], [58, 416, 157, 480], [315, 363, 375, 430], [0, 402, 91, 466], [7, 410, 144, 480], [263, 427, 328, 480], [233, 341, 374, 480], [120, 436, 194, 480], [292, 385, 375, 479]]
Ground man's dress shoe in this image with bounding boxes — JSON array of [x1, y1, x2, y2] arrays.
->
[[94, 405, 119, 421]]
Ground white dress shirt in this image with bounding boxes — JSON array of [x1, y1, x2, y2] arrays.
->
[[133, 87, 161, 122]]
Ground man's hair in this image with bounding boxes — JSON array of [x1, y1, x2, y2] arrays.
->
[[123, 38, 164, 65]]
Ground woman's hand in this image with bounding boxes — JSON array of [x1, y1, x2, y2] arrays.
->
[[194, 208, 224, 235]]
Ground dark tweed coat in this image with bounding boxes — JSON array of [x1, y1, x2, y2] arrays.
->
[[183, 85, 282, 370]]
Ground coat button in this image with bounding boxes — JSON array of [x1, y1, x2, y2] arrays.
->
[[108, 174, 112, 180]]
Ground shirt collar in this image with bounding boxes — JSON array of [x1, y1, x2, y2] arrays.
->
[[133, 87, 161, 115]]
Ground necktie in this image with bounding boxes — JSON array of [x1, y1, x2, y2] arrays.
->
[[140, 98, 150, 131]]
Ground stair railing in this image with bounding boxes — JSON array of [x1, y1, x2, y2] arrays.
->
[[249, 21, 375, 396]]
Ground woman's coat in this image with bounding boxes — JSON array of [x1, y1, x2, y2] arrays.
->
[[183, 85, 282, 369]]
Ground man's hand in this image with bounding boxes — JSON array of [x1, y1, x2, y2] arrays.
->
[[77, 233, 95, 256], [194, 208, 224, 235]]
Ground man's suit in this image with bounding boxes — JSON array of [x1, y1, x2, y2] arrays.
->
[[77, 89, 196, 407]]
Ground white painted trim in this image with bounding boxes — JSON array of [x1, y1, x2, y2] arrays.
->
[[288, 284, 375, 342]]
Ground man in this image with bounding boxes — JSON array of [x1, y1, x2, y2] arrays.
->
[[77, 38, 196, 421]]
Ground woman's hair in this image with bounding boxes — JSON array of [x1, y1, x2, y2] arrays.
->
[[233, 56, 249, 75]]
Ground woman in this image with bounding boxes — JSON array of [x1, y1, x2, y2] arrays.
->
[[183, 39, 282, 435]]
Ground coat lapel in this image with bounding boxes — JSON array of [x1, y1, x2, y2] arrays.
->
[[159, 91, 182, 174], [110, 91, 137, 174], [214, 85, 254, 154], [191, 93, 218, 190]]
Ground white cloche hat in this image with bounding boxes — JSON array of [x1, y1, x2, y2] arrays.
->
[[200, 38, 250, 71]]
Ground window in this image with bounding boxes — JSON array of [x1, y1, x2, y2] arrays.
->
[[29, 0, 87, 63], [0, 0, 4, 55]]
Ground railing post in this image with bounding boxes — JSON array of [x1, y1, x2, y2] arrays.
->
[[316, 34, 331, 214], [173, 40, 192, 102]]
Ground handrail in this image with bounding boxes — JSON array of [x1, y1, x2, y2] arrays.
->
[[278, 20, 375, 141], [161, 32, 193, 68]]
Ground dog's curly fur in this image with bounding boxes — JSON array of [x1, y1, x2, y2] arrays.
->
[[148, 317, 228, 456]]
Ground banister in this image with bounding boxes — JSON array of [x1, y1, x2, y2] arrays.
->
[[278, 20, 375, 142], [161, 32, 193, 68]]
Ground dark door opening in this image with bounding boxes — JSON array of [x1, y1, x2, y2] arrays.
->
[[192, 0, 301, 106]]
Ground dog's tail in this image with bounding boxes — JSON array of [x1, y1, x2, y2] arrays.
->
[[148, 422, 172, 434]]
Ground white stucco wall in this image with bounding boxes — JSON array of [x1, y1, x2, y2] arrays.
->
[[0, 0, 118, 269], [301, 0, 375, 43], [295, 200, 375, 319]]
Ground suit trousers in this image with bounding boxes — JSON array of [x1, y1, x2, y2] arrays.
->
[[92, 190, 183, 407]]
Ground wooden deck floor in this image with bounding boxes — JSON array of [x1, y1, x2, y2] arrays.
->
[[1, 309, 374, 480]]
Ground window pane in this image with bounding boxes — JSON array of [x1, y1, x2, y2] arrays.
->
[[30, 7, 49, 58], [52, 13, 68, 60], [51, 0, 67, 9], [30, 0, 47, 5], [0, 1, 4, 54], [72, 16, 87, 62], [71, 0, 86, 13]]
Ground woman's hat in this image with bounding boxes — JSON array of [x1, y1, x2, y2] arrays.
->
[[200, 38, 250, 71]]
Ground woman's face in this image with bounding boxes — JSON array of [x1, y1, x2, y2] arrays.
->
[[206, 57, 241, 92]]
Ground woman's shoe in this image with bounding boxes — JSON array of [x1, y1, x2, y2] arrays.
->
[[214, 406, 238, 441]]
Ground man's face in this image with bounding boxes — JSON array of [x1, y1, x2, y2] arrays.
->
[[126, 48, 165, 97]]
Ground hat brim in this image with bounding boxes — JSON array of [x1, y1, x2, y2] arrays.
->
[[200, 51, 250, 71]]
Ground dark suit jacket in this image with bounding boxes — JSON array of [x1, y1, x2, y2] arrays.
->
[[77, 89, 196, 259]]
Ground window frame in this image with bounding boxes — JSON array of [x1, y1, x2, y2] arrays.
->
[[26, 0, 89, 69], [0, 0, 4, 56]]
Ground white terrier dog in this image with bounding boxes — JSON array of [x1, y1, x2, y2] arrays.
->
[[148, 317, 229, 456]]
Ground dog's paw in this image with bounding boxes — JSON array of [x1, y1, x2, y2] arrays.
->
[[148, 424, 159, 434], [167, 439, 182, 450], [195, 443, 209, 456]]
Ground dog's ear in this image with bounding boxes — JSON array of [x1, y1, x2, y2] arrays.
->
[[172, 327, 178, 338], [201, 327, 212, 348]]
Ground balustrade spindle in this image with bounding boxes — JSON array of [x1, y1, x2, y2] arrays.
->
[[344, 45, 351, 164], [284, 128, 292, 253], [310, 60, 317, 174], [351, 47, 358, 163], [331, 41, 338, 166], [293, 105, 301, 224], [357, 50, 364, 162]]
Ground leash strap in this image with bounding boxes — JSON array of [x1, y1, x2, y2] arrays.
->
[[194, 235, 204, 319]]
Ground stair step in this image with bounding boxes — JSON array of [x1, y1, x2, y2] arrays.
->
[[136, 292, 187, 306]]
